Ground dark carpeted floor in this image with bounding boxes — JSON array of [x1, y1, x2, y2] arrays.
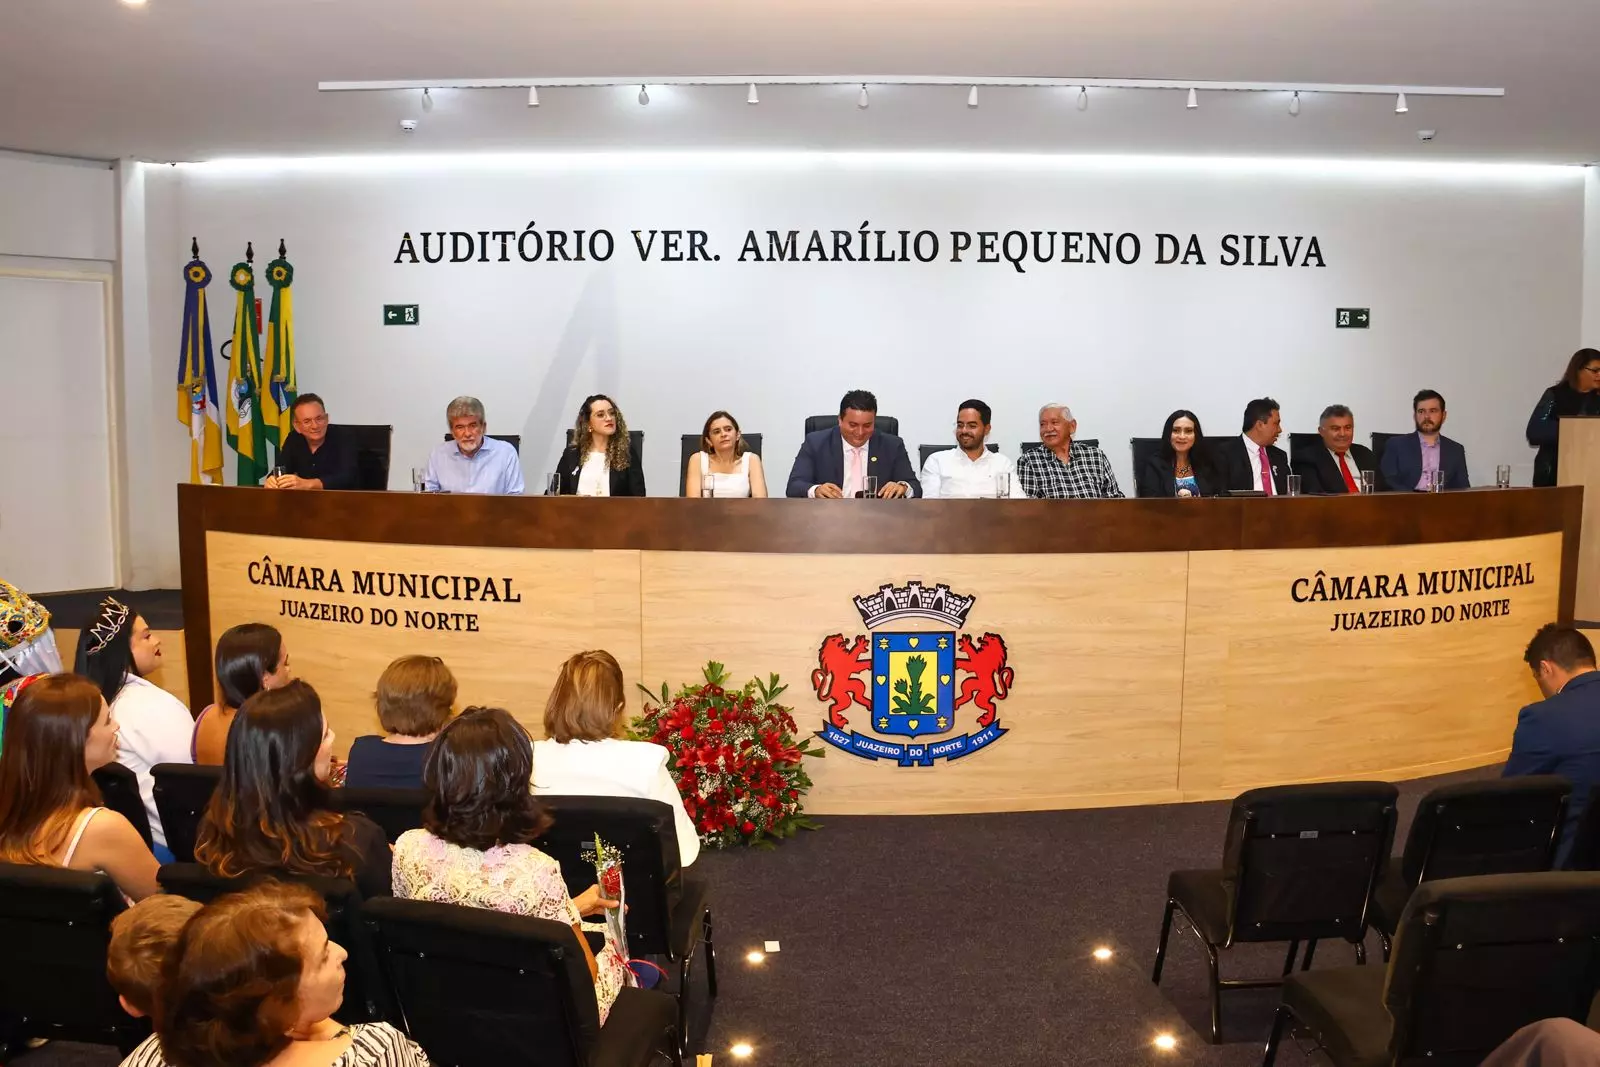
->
[[14, 766, 1499, 1067], [33, 589, 183, 631]]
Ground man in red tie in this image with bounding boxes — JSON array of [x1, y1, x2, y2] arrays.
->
[[1294, 404, 1378, 494]]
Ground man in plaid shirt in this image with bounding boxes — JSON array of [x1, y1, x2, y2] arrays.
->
[[1016, 403, 1124, 499]]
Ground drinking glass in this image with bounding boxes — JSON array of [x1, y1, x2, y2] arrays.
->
[[862, 476, 879, 499], [1496, 464, 1512, 489], [1359, 470, 1376, 495], [1427, 468, 1443, 493], [994, 473, 1010, 499], [1286, 474, 1302, 497], [411, 467, 427, 493], [701, 479, 715, 499], [545, 473, 561, 496]]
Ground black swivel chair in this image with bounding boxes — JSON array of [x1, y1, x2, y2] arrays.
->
[[804, 415, 898, 437], [1563, 785, 1600, 871], [564, 429, 644, 460], [0, 863, 146, 1057], [1152, 781, 1398, 1043], [445, 432, 521, 453], [1368, 777, 1570, 960], [1263, 872, 1600, 1067], [158, 863, 389, 1024], [343, 424, 394, 490], [537, 796, 716, 1063], [1021, 438, 1099, 453], [1369, 432, 1403, 480], [677, 433, 763, 496], [329, 787, 428, 844], [92, 763, 153, 850], [917, 443, 997, 468], [363, 897, 678, 1067], [151, 763, 222, 864], [1288, 432, 1321, 468], [1129, 438, 1164, 496]]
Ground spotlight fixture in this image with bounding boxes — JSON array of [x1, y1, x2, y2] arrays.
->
[[747, 82, 759, 105], [119, 0, 147, 6], [1154, 1034, 1178, 1052], [637, 84, 650, 106], [858, 83, 869, 109], [1186, 88, 1198, 109], [1092, 946, 1113, 961], [1395, 91, 1409, 113], [1076, 86, 1088, 111], [731, 1043, 754, 1059], [1289, 90, 1300, 116], [421, 88, 434, 112], [967, 85, 979, 108], [527, 86, 539, 107], [746, 950, 765, 964]]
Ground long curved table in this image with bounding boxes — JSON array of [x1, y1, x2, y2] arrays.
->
[[178, 485, 1581, 814]]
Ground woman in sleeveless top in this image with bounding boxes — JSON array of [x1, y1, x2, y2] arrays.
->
[[685, 410, 768, 498], [0, 673, 160, 900], [194, 623, 292, 765]]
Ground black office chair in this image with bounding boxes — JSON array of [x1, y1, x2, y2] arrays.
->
[[158, 863, 389, 1024], [917, 443, 997, 468], [1563, 785, 1600, 871], [1288, 432, 1321, 467], [329, 787, 427, 844], [804, 414, 898, 437], [444, 432, 521, 454], [1129, 438, 1164, 496], [151, 763, 222, 864], [92, 763, 153, 850], [1369, 432, 1403, 478], [677, 433, 763, 497], [1263, 872, 1600, 1067], [1021, 438, 1099, 452], [342, 424, 393, 490], [1368, 777, 1569, 960], [363, 897, 678, 1067], [1152, 781, 1398, 1043], [537, 796, 716, 1062], [565, 429, 644, 461], [0, 863, 146, 1056]]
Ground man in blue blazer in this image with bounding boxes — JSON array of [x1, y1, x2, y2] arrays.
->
[[786, 390, 921, 498], [1379, 389, 1470, 491], [1504, 624, 1600, 867]]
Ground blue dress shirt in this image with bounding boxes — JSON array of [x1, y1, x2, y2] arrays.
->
[[423, 436, 525, 495]]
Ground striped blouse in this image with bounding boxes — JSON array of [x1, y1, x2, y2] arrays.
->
[[119, 1022, 430, 1067]]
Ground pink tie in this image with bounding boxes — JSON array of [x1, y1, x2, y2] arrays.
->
[[1258, 446, 1274, 495], [848, 446, 863, 497]]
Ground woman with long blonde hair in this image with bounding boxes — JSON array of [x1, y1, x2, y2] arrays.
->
[[553, 394, 646, 496]]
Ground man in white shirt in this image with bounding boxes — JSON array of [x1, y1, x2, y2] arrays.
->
[[422, 396, 525, 495], [921, 399, 1024, 499]]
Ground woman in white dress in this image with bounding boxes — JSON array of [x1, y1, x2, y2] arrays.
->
[[684, 410, 767, 498]]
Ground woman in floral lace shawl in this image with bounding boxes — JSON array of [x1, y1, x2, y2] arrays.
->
[[391, 706, 627, 1021]]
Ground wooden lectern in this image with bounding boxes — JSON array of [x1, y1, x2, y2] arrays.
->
[[1558, 416, 1600, 621]]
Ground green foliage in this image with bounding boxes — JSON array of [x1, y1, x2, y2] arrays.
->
[[890, 654, 935, 716]]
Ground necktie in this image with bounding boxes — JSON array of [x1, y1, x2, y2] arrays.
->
[[848, 446, 863, 497], [1338, 453, 1359, 493], [1257, 446, 1273, 495]]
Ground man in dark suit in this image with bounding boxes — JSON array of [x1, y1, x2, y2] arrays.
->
[[786, 389, 921, 498], [265, 393, 359, 491], [1294, 404, 1378, 494], [1504, 624, 1600, 866], [1215, 397, 1289, 495], [1379, 389, 1470, 491]]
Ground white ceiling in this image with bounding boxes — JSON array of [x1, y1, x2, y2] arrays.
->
[[3, 0, 1600, 163]]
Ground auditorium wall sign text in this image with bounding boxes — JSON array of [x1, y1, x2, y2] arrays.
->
[[393, 225, 1326, 274], [1290, 562, 1535, 632], [246, 556, 520, 633]]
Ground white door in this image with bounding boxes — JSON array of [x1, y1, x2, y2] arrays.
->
[[0, 273, 117, 592]]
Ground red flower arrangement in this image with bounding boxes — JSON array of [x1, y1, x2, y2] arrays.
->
[[632, 662, 822, 849]]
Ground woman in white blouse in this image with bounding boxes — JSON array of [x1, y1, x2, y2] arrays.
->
[[684, 410, 767, 498], [553, 394, 646, 497], [531, 650, 700, 867]]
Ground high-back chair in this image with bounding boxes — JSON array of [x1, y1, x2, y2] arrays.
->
[[363, 897, 679, 1067], [1370, 432, 1404, 479], [677, 433, 763, 496], [0, 863, 146, 1054], [151, 763, 222, 863], [1368, 776, 1569, 958], [329, 787, 428, 844], [804, 414, 898, 436], [342, 424, 393, 490], [1263, 872, 1600, 1067], [1151, 781, 1398, 1043], [91, 763, 153, 850]]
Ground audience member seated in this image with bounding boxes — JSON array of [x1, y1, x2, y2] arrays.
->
[[554, 393, 646, 497], [193, 623, 292, 766], [393, 707, 626, 1022], [532, 649, 701, 867], [1293, 404, 1377, 494], [345, 655, 457, 790], [1379, 389, 1470, 491], [1137, 409, 1223, 498], [0, 673, 159, 900], [0, 575, 64, 689], [1504, 624, 1600, 867], [194, 681, 392, 899], [120, 880, 429, 1067], [75, 597, 193, 862], [1479, 1018, 1600, 1067], [107, 894, 201, 1018], [685, 409, 767, 498], [1015, 403, 1123, 499]]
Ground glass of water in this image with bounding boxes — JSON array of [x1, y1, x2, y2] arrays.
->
[[700, 479, 715, 499], [411, 467, 427, 493], [1427, 468, 1443, 493], [861, 476, 879, 499], [1359, 470, 1376, 495], [1286, 474, 1302, 497], [545, 473, 561, 496], [994, 473, 1010, 499], [1496, 464, 1512, 489]]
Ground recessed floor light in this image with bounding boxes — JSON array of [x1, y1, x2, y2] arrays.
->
[[1092, 946, 1114, 961], [746, 951, 765, 964], [731, 1042, 755, 1058], [1154, 1033, 1178, 1051]]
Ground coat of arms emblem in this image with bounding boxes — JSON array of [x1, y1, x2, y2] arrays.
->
[[810, 581, 1012, 766]]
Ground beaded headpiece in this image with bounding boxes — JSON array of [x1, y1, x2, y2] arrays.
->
[[0, 579, 50, 652], [84, 597, 131, 657]]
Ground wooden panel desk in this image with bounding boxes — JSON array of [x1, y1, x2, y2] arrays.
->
[[178, 485, 1581, 815]]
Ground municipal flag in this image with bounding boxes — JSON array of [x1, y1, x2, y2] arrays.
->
[[176, 255, 223, 484], [262, 247, 297, 453], [225, 253, 268, 485]]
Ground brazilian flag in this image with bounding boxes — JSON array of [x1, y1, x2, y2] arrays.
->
[[224, 258, 268, 485]]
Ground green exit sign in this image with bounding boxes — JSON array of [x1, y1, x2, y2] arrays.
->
[[383, 303, 420, 326], [1336, 307, 1370, 329]]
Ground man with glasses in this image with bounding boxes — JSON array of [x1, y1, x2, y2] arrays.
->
[[265, 393, 359, 491]]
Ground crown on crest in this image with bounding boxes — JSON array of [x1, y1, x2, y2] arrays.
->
[[852, 581, 975, 630]]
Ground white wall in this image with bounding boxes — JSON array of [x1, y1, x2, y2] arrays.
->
[[1583, 167, 1600, 347], [0, 151, 116, 261], [126, 156, 1585, 574]]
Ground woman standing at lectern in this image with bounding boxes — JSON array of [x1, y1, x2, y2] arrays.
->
[[685, 410, 768, 498], [1527, 348, 1600, 487], [554, 394, 646, 497]]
